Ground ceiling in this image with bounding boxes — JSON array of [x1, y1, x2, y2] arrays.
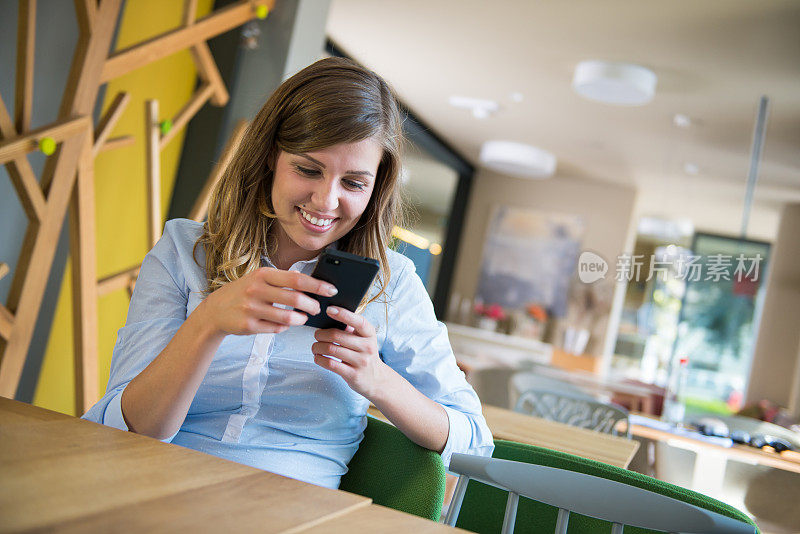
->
[[326, 0, 800, 238]]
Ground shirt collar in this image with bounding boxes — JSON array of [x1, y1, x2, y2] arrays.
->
[[261, 241, 339, 270]]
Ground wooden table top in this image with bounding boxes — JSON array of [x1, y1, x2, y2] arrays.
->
[[480, 404, 640, 469], [629, 413, 800, 475], [292, 504, 471, 533], [0, 397, 460, 533]]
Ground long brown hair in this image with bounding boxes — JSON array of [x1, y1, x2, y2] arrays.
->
[[195, 57, 405, 308]]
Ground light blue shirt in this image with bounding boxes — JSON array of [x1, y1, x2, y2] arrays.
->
[[83, 219, 494, 488]]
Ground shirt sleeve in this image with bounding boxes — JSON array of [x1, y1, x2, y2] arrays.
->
[[380, 256, 494, 467], [81, 221, 190, 443]]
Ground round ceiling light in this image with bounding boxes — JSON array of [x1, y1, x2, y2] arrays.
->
[[479, 141, 556, 179], [572, 60, 657, 106]]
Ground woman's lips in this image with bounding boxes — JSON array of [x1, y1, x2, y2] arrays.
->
[[296, 207, 335, 233]]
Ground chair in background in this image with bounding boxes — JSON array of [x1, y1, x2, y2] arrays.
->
[[446, 441, 758, 534], [339, 415, 446, 521], [509, 371, 595, 409], [515, 387, 632, 438]]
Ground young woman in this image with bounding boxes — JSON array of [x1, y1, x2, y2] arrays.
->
[[83, 57, 493, 489]]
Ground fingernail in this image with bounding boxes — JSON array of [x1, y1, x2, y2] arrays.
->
[[326, 285, 338, 296], [327, 307, 339, 315]]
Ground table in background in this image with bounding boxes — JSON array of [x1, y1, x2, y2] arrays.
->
[[368, 404, 639, 469], [480, 404, 639, 468], [0, 397, 467, 533], [629, 413, 800, 496]]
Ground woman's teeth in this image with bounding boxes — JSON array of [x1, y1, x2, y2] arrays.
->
[[300, 208, 333, 227]]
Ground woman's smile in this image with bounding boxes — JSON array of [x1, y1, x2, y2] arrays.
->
[[297, 206, 337, 232]]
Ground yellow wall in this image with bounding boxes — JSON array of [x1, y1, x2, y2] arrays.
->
[[34, 0, 214, 415]]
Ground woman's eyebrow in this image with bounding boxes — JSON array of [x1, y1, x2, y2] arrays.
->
[[298, 154, 374, 177]]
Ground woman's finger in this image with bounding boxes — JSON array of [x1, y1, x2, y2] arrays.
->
[[259, 267, 337, 297], [326, 306, 374, 337], [311, 341, 365, 367], [314, 327, 365, 352], [258, 285, 321, 316], [249, 302, 308, 326], [254, 321, 290, 334], [314, 353, 355, 381]]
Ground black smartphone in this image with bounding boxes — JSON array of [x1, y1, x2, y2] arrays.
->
[[303, 249, 380, 329]]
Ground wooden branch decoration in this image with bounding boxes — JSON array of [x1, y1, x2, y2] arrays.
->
[[101, 0, 274, 83], [0, 265, 11, 341], [99, 135, 135, 153], [0, 93, 45, 223], [159, 83, 215, 149], [0, 304, 12, 343], [190, 120, 248, 221], [0, 116, 91, 164], [0, 0, 123, 401], [1, 0, 274, 412], [93, 91, 130, 156], [75, 0, 97, 34], [184, 0, 228, 106], [145, 100, 162, 249], [97, 266, 140, 297], [69, 137, 99, 412]]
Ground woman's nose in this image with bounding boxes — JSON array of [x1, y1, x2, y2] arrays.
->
[[310, 180, 338, 211]]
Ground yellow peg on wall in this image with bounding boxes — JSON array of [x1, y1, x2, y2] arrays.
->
[[39, 137, 56, 155]]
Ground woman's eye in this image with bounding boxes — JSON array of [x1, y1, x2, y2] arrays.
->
[[296, 165, 320, 176], [343, 179, 366, 191]]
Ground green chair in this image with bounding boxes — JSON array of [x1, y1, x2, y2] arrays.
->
[[450, 440, 758, 533], [339, 415, 446, 521]]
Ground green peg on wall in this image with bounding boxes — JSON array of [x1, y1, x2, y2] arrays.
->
[[39, 137, 56, 156], [160, 119, 172, 136]]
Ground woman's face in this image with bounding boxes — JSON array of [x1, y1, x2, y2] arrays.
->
[[271, 138, 383, 263]]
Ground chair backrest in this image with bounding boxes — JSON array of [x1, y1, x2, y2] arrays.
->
[[510, 371, 593, 408], [447, 440, 758, 534], [338, 415, 446, 521], [515, 387, 631, 438]]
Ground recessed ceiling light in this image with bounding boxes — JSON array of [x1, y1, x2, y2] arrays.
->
[[683, 162, 699, 175], [479, 141, 556, 179], [510, 92, 524, 103], [572, 60, 657, 106], [448, 95, 499, 119]]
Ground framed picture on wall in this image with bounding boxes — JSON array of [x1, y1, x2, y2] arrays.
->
[[476, 205, 584, 318]]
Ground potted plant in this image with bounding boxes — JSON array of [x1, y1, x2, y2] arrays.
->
[[474, 303, 506, 332]]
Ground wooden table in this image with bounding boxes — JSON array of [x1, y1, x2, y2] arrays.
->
[[480, 404, 639, 468], [629, 413, 800, 476], [0, 397, 467, 533], [627, 413, 800, 501]]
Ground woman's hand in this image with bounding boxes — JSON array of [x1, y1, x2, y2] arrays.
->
[[197, 267, 338, 337], [312, 306, 391, 399]]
